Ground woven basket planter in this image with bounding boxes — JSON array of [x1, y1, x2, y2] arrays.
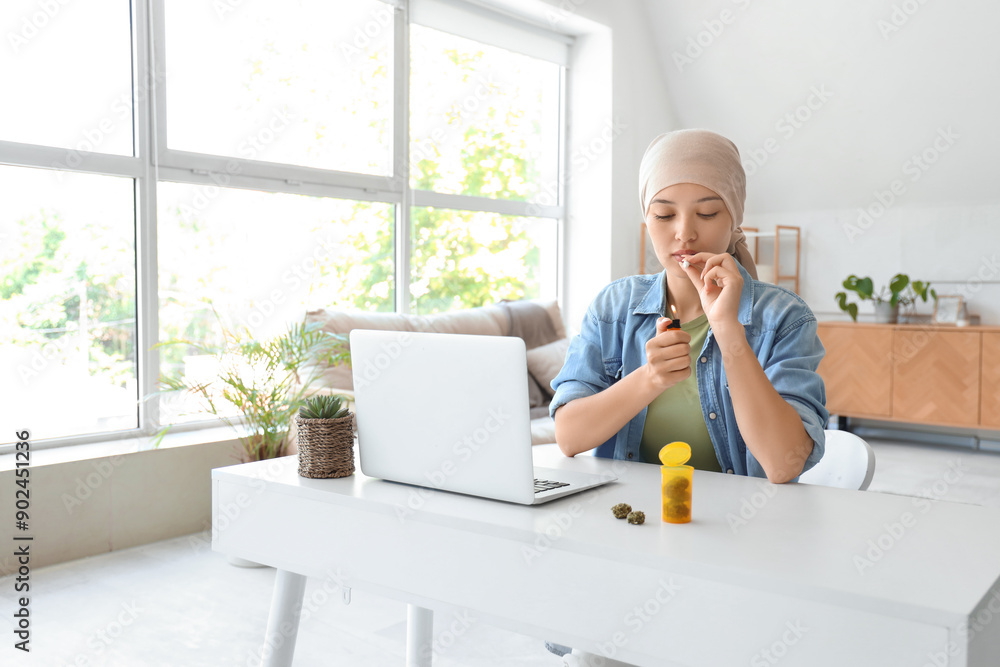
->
[[294, 413, 356, 479]]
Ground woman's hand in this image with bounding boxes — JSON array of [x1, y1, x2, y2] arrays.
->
[[679, 252, 743, 331], [643, 316, 692, 392]]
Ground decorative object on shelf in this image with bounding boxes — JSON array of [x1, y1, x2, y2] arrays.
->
[[834, 274, 935, 323], [742, 225, 801, 293], [933, 295, 965, 326], [155, 314, 350, 462], [295, 394, 356, 479], [956, 301, 971, 327]]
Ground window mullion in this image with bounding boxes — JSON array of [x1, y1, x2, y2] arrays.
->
[[395, 1, 412, 314], [135, 0, 160, 434], [411, 190, 563, 219]]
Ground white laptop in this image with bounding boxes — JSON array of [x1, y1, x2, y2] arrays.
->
[[349, 329, 616, 505]]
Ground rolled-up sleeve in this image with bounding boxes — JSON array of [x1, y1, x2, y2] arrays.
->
[[762, 315, 829, 474], [549, 308, 615, 419]]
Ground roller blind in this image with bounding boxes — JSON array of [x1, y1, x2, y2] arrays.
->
[[409, 0, 572, 66]]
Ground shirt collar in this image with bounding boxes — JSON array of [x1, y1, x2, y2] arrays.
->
[[634, 271, 667, 316], [632, 263, 757, 324]]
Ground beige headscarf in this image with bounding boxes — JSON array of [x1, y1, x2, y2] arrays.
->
[[639, 129, 758, 279]]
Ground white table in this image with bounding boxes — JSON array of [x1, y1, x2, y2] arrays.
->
[[212, 444, 1000, 667]]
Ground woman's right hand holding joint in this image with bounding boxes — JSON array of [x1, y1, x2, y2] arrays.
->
[[644, 317, 692, 392]]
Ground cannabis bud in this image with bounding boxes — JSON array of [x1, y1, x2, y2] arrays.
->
[[611, 503, 632, 519], [626, 511, 646, 525]]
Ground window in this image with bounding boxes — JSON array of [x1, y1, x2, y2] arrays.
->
[[0, 0, 569, 448]]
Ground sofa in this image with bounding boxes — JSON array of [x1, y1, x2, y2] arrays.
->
[[305, 299, 571, 445]]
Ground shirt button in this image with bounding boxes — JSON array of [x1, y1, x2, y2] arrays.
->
[[626, 452, 633, 459], [700, 357, 707, 364], [726, 468, 735, 474], [709, 412, 717, 420]]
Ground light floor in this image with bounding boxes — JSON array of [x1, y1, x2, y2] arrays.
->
[[4, 437, 1000, 667]]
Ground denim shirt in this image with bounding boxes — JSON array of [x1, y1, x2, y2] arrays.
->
[[549, 262, 828, 478]]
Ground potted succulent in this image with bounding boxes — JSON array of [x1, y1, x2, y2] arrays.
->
[[835, 274, 935, 323], [295, 394, 355, 478], [156, 316, 349, 462]]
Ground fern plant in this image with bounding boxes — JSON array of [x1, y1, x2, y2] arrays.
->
[[155, 311, 350, 462], [299, 394, 350, 420]]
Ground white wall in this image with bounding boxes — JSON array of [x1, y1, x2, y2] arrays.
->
[[490, 0, 679, 330], [641, 0, 1000, 323]]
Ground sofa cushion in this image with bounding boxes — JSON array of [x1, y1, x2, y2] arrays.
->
[[526, 337, 571, 397], [305, 299, 564, 393]]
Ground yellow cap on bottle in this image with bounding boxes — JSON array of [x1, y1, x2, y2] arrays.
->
[[658, 441, 692, 467]]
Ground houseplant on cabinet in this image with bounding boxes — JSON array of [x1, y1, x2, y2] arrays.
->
[[835, 274, 935, 323]]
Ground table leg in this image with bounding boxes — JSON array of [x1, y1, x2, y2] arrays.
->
[[261, 569, 308, 667], [405, 604, 434, 667]]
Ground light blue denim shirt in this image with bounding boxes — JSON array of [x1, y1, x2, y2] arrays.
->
[[549, 262, 828, 478]]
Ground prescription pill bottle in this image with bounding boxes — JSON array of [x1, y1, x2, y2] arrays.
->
[[661, 465, 693, 524], [658, 441, 693, 524]]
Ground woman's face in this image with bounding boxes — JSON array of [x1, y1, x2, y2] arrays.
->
[[645, 182, 733, 277]]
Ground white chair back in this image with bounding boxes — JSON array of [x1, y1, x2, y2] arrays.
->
[[797, 430, 876, 491]]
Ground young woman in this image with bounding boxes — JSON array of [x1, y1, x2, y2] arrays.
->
[[551, 129, 828, 483], [546, 129, 829, 667]]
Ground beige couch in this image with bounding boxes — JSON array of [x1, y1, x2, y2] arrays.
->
[[305, 300, 570, 445]]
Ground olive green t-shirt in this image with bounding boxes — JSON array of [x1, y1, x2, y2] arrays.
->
[[639, 314, 723, 472]]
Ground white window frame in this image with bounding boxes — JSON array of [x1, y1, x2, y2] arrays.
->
[[0, 0, 571, 452]]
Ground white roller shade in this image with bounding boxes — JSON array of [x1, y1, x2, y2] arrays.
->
[[410, 0, 572, 66]]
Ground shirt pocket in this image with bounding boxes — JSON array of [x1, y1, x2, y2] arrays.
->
[[603, 358, 624, 383]]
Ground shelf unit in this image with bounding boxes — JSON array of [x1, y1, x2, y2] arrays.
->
[[742, 225, 801, 294]]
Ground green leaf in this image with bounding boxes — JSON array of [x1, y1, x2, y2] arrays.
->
[[856, 277, 874, 299], [889, 273, 909, 295]]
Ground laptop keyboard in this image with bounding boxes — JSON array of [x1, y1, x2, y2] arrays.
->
[[534, 478, 570, 494]]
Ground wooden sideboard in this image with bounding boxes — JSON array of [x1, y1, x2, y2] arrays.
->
[[817, 322, 1000, 430]]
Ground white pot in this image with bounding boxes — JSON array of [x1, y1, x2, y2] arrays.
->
[[873, 302, 898, 324]]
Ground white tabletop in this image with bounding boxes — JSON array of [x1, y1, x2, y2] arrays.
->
[[213, 444, 1000, 629]]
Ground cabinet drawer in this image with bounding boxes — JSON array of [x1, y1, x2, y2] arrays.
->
[[982, 333, 1000, 428], [817, 324, 893, 417], [893, 330, 980, 427]]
